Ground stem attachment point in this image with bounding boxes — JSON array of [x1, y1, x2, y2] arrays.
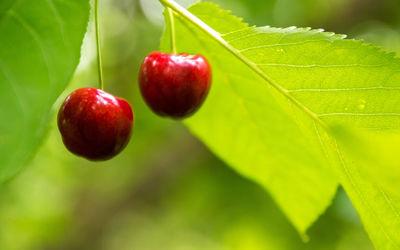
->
[[167, 7, 177, 54], [95, 0, 104, 90]]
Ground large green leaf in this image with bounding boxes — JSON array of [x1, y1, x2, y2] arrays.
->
[[0, 0, 89, 182], [160, 1, 400, 246], [160, 2, 339, 236]]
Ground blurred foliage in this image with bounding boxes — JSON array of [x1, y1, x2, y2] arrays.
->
[[0, 0, 399, 249]]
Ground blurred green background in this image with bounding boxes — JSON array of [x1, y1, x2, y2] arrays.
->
[[1, 0, 399, 249]]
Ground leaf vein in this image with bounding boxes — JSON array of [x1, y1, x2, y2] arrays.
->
[[9, 10, 53, 88], [220, 26, 255, 37], [254, 63, 388, 68], [318, 113, 400, 117], [46, 0, 72, 51], [288, 86, 400, 92], [237, 39, 334, 51]]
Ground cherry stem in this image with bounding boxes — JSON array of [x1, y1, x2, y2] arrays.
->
[[167, 7, 177, 54], [94, 0, 104, 90]]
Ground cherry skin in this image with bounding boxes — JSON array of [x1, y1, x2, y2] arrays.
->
[[57, 87, 134, 161], [139, 51, 212, 119]]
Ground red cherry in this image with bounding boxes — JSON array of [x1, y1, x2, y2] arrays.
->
[[57, 87, 134, 161], [139, 51, 212, 119]]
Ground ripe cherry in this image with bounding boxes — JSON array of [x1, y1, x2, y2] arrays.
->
[[58, 87, 134, 161], [139, 51, 212, 119]]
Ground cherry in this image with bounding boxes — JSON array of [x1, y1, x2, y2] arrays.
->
[[139, 51, 212, 119], [57, 87, 134, 161]]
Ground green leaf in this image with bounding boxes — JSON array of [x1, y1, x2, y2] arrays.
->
[[160, 1, 400, 246], [0, 0, 89, 182]]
